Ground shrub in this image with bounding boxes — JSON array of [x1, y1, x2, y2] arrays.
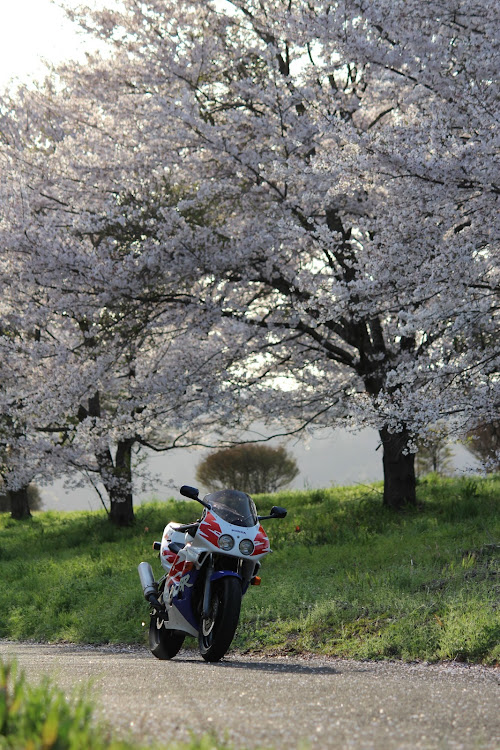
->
[[196, 444, 299, 494], [415, 426, 454, 477]]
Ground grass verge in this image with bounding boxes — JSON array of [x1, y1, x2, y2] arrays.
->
[[0, 475, 498, 664]]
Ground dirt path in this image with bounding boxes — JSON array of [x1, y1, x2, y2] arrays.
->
[[1, 641, 498, 749]]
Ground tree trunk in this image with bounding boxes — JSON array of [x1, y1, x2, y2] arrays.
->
[[81, 389, 136, 526], [9, 486, 32, 520], [107, 439, 135, 527], [379, 427, 417, 510], [109, 487, 134, 526]]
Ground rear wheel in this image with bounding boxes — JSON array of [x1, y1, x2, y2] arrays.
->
[[149, 611, 185, 660], [199, 576, 242, 662]]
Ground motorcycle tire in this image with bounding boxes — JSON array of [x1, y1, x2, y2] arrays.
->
[[199, 575, 242, 662], [149, 612, 185, 660]]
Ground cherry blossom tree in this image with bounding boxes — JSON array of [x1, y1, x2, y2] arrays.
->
[[0, 90, 243, 525], [2, 0, 498, 512], [54, 0, 498, 508]]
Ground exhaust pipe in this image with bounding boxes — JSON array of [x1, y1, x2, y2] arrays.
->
[[138, 561, 168, 619], [138, 561, 159, 600]]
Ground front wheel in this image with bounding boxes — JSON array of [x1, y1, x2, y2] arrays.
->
[[199, 576, 242, 662], [149, 612, 185, 660]]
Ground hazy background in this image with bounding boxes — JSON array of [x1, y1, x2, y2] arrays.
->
[[39, 428, 479, 511]]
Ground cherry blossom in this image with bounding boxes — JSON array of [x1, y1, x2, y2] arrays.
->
[[1, 0, 498, 514]]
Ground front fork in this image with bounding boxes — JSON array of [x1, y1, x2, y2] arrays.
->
[[202, 554, 214, 619]]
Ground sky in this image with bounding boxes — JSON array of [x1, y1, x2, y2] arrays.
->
[[0, 1, 480, 511], [0, 1, 101, 89]]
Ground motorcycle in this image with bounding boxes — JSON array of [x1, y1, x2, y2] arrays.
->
[[138, 485, 287, 662]]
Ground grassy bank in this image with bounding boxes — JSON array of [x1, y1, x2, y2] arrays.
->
[[0, 476, 498, 663]]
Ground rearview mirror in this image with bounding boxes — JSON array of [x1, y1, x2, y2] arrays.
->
[[270, 506, 287, 519], [180, 485, 200, 500], [258, 505, 287, 521]]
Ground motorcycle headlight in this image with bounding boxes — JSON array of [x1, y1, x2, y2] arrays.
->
[[218, 534, 235, 551], [239, 539, 254, 555]]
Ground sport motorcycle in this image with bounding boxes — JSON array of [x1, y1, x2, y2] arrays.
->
[[138, 484, 287, 662]]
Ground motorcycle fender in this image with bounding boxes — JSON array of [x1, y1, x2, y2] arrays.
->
[[210, 570, 242, 583]]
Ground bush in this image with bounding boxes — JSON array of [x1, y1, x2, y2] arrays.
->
[[196, 444, 299, 494]]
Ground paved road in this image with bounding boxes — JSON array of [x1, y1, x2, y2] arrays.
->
[[0, 641, 498, 749]]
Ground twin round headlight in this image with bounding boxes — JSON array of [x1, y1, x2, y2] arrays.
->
[[218, 534, 235, 551], [218, 535, 254, 555], [238, 539, 254, 555]]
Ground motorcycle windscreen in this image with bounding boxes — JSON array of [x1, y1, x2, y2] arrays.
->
[[204, 490, 258, 528]]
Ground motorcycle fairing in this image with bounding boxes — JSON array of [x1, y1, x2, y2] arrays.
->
[[164, 565, 200, 634], [166, 567, 243, 635], [252, 525, 271, 556], [197, 511, 222, 546], [161, 514, 272, 577], [160, 522, 188, 574], [163, 600, 198, 636], [198, 514, 271, 560]]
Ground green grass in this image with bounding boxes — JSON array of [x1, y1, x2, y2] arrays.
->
[[0, 476, 498, 664]]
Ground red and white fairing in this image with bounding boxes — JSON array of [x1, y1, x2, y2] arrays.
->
[[160, 511, 271, 576], [160, 522, 186, 574]]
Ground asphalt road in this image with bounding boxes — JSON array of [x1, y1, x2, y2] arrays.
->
[[0, 641, 498, 749]]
